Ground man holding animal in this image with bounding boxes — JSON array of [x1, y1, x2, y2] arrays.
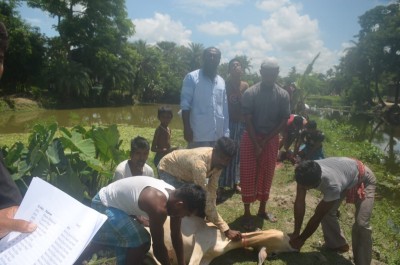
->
[[158, 136, 242, 241], [290, 157, 376, 265], [90, 176, 206, 265]]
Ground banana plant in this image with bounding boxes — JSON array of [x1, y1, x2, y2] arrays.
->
[[292, 52, 320, 113]]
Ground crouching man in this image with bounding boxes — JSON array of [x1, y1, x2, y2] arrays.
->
[[290, 157, 376, 265], [91, 176, 206, 265]]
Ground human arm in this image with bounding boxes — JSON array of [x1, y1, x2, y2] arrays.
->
[[182, 110, 193, 143], [279, 129, 287, 151], [222, 86, 230, 137], [260, 118, 287, 150], [0, 206, 37, 238], [0, 156, 37, 238], [204, 171, 241, 240], [180, 74, 195, 143], [290, 189, 337, 250], [243, 114, 262, 158], [292, 184, 307, 238], [170, 216, 185, 265], [140, 189, 171, 265], [151, 128, 160, 153]]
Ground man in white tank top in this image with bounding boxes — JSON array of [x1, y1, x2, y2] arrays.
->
[[289, 157, 376, 265], [89, 176, 206, 265]]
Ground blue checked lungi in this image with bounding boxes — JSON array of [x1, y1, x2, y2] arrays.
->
[[91, 194, 151, 265]]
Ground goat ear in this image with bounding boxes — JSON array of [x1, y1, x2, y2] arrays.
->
[[257, 246, 267, 265]]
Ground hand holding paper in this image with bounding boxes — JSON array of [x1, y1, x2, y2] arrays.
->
[[0, 177, 107, 265]]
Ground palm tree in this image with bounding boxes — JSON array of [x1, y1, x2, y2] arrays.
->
[[185, 42, 204, 71]]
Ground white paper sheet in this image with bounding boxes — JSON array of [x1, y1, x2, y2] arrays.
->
[[0, 177, 107, 265]]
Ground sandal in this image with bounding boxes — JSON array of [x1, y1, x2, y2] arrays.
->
[[257, 212, 278, 223], [241, 216, 256, 231]]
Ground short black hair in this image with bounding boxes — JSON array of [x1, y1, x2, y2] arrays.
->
[[158, 106, 173, 119], [214, 136, 237, 158], [306, 120, 317, 130], [0, 22, 9, 53], [294, 160, 322, 187], [175, 183, 206, 218], [228, 58, 241, 69], [293, 116, 304, 127], [130, 136, 150, 153]]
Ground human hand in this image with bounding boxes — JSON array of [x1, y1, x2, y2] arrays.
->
[[254, 144, 262, 158], [289, 235, 304, 251], [0, 206, 37, 238], [183, 127, 193, 143], [224, 229, 242, 241], [136, 215, 150, 227]]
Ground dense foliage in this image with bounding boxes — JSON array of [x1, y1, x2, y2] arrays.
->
[[1, 1, 400, 110], [1, 122, 126, 202]]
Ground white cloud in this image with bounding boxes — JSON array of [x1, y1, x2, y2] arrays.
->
[[197, 21, 239, 36], [255, 0, 290, 12], [216, 3, 337, 75], [131, 13, 192, 46], [175, 0, 243, 9]]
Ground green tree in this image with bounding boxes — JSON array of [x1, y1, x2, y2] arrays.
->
[[184, 42, 204, 72], [333, 2, 400, 109], [0, 1, 46, 96], [27, 0, 136, 105], [132, 40, 163, 102]]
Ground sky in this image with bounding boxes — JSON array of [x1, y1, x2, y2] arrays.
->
[[18, 0, 392, 76]]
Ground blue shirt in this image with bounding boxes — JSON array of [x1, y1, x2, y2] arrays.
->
[[180, 69, 229, 142]]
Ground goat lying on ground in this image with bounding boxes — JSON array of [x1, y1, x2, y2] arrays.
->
[[145, 216, 296, 265]]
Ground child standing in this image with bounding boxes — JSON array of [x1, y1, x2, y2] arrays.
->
[[151, 106, 176, 167]]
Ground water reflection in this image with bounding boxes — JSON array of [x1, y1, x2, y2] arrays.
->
[[0, 104, 183, 134], [316, 108, 400, 171]]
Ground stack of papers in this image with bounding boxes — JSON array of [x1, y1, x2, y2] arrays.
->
[[0, 177, 107, 265]]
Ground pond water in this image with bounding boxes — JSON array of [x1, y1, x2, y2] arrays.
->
[[0, 104, 183, 134], [317, 108, 400, 163], [1, 104, 399, 166]]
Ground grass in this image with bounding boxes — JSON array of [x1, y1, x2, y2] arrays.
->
[[1, 122, 398, 265]]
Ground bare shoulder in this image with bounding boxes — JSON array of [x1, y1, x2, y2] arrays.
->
[[139, 186, 168, 215]]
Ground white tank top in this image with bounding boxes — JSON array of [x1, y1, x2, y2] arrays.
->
[[98, 176, 174, 217]]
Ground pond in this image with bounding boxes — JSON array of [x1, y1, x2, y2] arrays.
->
[[317, 108, 400, 162], [1, 104, 399, 165], [0, 104, 183, 134]]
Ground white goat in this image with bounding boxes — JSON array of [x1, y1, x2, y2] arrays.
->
[[145, 216, 296, 265]]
